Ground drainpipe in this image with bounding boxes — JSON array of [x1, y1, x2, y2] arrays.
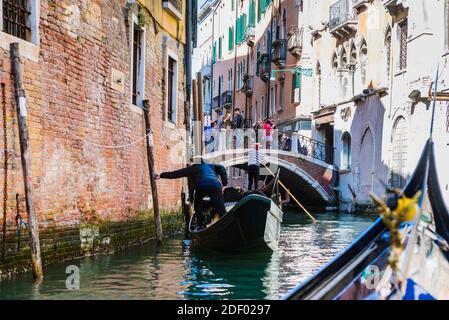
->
[[185, 0, 193, 164], [232, 1, 239, 122], [211, 3, 216, 118], [266, 0, 275, 118], [244, 46, 250, 125]]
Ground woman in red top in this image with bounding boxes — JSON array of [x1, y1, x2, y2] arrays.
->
[[263, 119, 274, 149]]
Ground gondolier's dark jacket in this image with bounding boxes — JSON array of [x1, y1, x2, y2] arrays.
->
[[160, 164, 228, 192]]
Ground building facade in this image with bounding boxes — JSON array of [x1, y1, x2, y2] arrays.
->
[[306, 0, 449, 211], [0, 0, 188, 275], [202, 0, 449, 211]]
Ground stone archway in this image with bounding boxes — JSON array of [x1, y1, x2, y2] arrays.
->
[[359, 128, 374, 202], [222, 155, 335, 206]]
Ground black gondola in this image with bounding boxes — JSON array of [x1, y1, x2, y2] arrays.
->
[[188, 172, 284, 253], [284, 139, 449, 300]]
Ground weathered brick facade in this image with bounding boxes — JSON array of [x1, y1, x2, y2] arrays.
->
[[0, 0, 187, 276]]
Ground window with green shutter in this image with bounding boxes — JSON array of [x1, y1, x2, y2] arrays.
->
[[249, 0, 256, 27], [236, 16, 241, 44], [228, 27, 234, 51], [219, 37, 222, 59], [212, 42, 216, 63], [261, 0, 267, 14], [292, 71, 302, 102]]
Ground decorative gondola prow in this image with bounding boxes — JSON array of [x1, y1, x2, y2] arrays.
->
[[369, 190, 421, 274]]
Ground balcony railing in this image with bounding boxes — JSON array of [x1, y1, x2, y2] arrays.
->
[[202, 130, 335, 165], [202, 63, 212, 78], [212, 95, 221, 109], [294, 133, 334, 165], [272, 39, 287, 66], [242, 75, 254, 96], [257, 54, 270, 82], [329, 0, 357, 38], [221, 90, 233, 107]]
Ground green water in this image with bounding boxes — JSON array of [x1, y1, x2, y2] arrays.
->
[[0, 212, 375, 300]]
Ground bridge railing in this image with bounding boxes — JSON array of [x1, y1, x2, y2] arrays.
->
[[290, 133, 334, 165], [202, 129, 334, 165]]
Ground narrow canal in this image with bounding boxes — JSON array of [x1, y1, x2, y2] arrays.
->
[[0, 212, 375, 300]]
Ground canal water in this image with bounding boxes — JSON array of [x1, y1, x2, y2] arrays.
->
[[0, 212, 375, 300]]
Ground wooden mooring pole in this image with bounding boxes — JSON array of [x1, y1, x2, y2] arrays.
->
[[143, 100, 163, 244], [10, 43, 43, 279]]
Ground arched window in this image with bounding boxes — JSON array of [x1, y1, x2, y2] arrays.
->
[[282, 8, 287, 39], [360, 40, 368, 86], [349, 43, 357, 65], [341, 132, 351, 170], [332, 52, 338, 72], [340, 48, 347, 68], [349, 44, 357, 96], [391, 117, 408, 188], [360, 128, 374, 196]]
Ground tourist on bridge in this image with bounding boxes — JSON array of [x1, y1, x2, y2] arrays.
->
[[215, 110, 224, 130], [263, 119, 275, 149], [155, 159, 228, 230], [233, 108, 244, 129], [247, 143, 266, 191]]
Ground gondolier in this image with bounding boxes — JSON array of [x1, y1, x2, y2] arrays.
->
[[247, 143, 266, 191], [155, 159, 228, 230]]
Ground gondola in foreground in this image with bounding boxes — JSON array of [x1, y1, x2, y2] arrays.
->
[[283, 139, 449, 300], [188, 172, 283, 253]]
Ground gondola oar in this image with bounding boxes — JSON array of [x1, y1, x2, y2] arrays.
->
[[262, 163, 317, 223]]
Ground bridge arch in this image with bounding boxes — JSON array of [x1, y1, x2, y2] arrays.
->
[[215, 154, 336, 207]]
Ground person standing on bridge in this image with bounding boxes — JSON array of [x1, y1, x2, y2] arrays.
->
[[247, 143, 266, 191]]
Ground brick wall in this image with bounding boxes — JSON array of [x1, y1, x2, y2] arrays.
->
[[0, 0, 186, 275]]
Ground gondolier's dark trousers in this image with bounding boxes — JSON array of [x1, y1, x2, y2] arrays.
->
[[194, 184, 226, 227], [248, 165, 260, 191]]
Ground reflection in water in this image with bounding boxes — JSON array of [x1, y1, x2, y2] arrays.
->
[[0, 212, 375, 300]]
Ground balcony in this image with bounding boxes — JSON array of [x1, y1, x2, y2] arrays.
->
[[352, 0, 371, 13], [329, 0, 357, 38], [245, 26, 256, 47], [272, 39, 287, 66], [287, 26, 303, 57], [382, 0, 405, 15], [202, 63, 212, 79], [162, 0, 183, 20], [257, 53, 270, 82], [212, 96, 221, 109], [241, 75, 254, 97], [221, 90, 233, 108]]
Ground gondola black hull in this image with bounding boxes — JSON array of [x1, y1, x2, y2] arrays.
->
[[189, 195, 283, 253]]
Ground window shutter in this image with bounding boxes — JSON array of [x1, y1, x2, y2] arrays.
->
[[228, 27, 234, 51], [249, 1, 256, 27], [236, 16, 241, 44], [294, 71, 302, 89]]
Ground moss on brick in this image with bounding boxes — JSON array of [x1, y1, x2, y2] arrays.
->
[[1, 208, 184, 279]]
